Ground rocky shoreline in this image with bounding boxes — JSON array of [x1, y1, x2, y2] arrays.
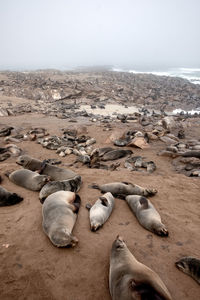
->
[[0, 70, 200, 119]]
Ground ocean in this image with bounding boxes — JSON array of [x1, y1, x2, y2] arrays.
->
[[111, 66, 200, 114], [111, 67, 200, 85]]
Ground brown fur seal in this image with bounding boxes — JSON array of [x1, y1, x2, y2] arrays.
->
[[0, 186, 23, 206], [39, 176, 82, 203], [8, 169, 50, 191], [109, 236, 172, 300], [101, 149, 132, 161], [181, 151, 200, 158], [175, 257, 200, 284], [88, 192, 115, 231], [89, 182, 157, 198], [126, 195, 168, 237], [42, 191, 81, 247], [16, 155, 81, 182]]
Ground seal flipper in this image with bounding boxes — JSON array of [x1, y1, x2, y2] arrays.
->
[[37, 159, 48, 174], [130, 280, 167, 300], [73, 194, 81, 214], [122, 181, 130, 185], [85, 203, 92, 210], [113, 194, 126, 200], [88, 183, 100, 190], [99, 196, 109, 207], [0, 193, 23, 206], [139, 196, 149, 209]]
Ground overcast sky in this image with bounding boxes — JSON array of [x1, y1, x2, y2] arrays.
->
[[0, 0, 200, 70]]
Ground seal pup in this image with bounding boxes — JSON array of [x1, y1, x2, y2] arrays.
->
[[0, 186, 23, 206], [16, 155, 81, 183], [126, 195, 168, 236], [87, 192, 115, 231], [89, 182, 157, 198], [39, 176, 81, 203], [8, 169, 50, 191], [109, 236, 172, 300], [175, 257, 200, 284], [42, 191, 81, 247]]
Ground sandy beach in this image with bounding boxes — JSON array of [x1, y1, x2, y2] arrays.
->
[[0, 107, 200, 300]]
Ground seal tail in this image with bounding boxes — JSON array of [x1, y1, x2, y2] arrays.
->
[[88, 183, 100, 190], [4, 170, 12, 178]]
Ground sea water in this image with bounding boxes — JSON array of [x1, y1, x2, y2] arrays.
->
[[111, 67, 200, 85]]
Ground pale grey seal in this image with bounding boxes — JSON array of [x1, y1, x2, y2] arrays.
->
[[89, 182, 157, 198], [8, 169, 50, 191], [42, 191, 81, 247], [109, 236, 172, 300], [87, 192, 115, 231], [126, 195, 168, 237]]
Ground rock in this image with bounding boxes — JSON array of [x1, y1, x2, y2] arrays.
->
[[59, 151, 66, 157], [0, 108, 9, 117], [128, 137, 150, 149]]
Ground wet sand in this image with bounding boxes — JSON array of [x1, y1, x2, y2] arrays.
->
[[0, 113, 200, 300]]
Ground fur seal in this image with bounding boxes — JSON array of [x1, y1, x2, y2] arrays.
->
[[39, 176, 81, 203], [181, 151, 200, 158], [0, 186, 23, 206], [8, 169, 50, 191], [101, 149, 132, 161], [175, 257, 200, 284], [42, 191, 81, 247], [109, 236, 172, 300], [16, 155, 81, 183], [87, 192, 115, 231], [126, 195, 168, 236], [89, 182, 157, 198]]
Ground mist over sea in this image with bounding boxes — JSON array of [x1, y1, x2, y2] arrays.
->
[[111, 66, 200, 85]]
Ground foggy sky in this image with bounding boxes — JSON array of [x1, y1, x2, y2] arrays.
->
[[0, 0, 200, 70]]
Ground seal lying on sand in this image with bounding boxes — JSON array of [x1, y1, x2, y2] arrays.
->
[[8, 169, 50, 191], [16, 155, 81, 182], [175, 257, 200, 284], [0, 186, 23, 206], [42, 191, 81, 247], [126, 195, 168, 236], [181, 151, 200, 159], [101, 149, 132, 161], [89, 182, 157, 198], [39, 176, 82, 203], [109, 236, 172, 300], [87, 192, 115, 231]]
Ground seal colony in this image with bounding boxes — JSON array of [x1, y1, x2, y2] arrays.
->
[[0, 70, 200, 299]]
